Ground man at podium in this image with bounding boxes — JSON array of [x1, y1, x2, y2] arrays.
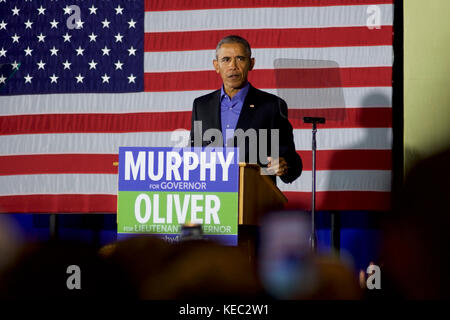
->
[[190, 35, 302, 184]]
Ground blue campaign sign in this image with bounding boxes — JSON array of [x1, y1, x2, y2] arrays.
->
[[118, 147, 240, 193], [117, 147, 240, 246]]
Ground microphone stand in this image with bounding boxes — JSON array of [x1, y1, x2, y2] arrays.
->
[[303, 117, 325, 253]]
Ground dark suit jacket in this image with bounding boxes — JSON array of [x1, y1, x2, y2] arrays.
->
[[190, 84, 302, 184]]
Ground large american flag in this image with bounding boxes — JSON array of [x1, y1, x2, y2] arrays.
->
[[0, 0, 393, 213]]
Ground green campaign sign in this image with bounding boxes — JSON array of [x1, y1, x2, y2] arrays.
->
[[117, 147, 239, 245]]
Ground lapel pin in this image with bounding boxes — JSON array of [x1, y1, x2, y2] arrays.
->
[[250, 104, 254, 108]]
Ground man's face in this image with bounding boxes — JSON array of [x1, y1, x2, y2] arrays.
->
[[213, 42, 255, 92]]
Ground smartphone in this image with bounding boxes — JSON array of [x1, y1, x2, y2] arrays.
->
[[258, 210, 317, 299]]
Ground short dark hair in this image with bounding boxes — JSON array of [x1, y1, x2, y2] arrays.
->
[[215, 35, 252, 58]]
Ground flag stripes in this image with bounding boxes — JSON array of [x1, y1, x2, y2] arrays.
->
[[145, 27, 393, 51], [0, 170, 390, 196], [0, 150, 391, 176], [0, 107, 391, 135], [0, 87, 392, 115], [0, 1, 394, 212], [145, 5, 393, 31], [0, 129, 392, 155], [145, 0, 393, 12]]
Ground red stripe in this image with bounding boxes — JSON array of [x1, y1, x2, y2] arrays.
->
[[0, 108, 390, 135], [0, 195, 117, 213], [145, 27, 393, 51], [145, 0, 393, 11], [0, 191, 390, 213], [0, 112, 191, 135], [144, 67, 392, 91], [0, 154, 119, 176], [283, 191, 391, 211], [1, 106, 392, 136], [0, 150, 391, 176], [298, 150, 392, 171]]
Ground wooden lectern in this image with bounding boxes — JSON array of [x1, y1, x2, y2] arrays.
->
[[237, 163, 288, 261], [238, 163, 288, 226]]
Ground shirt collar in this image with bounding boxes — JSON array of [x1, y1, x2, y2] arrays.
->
[[220, 82, 250, 102]]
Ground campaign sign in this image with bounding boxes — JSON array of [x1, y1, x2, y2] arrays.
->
[[117, 147, 239, 245]]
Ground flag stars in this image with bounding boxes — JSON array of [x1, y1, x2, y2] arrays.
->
[[88, 60, 97, 70], [102, 46, 111, 56], [75, 74, 84, 83], [1, 3, 141, 91], [88, 32, 97, 42], [63, 6, 72, 15], [115, 33, 123, 43], [37, 60, 46, 70], [11, 34, 20, 43], [24, 74, 33, 84], [37, 33, 46, 43], [37, 6, 46, 15], [101, 19, 111, 28], [50, 74, 59, 84], [63, 32, 71, 42], [128, 46, 137, 56], [115, 5, 124, 15], [75, 19, 84, 29], [11, 61, 20, 70], [50, 46, 59, 56], [128, 19, 137, 29], [75, 46, 85, 56], [24, 46, 33, 56], [115, 60, 124, 70], [102, 74, 111, 83], [89, 5, 98, 15], [128, 74, 136, 83], [62, 60, 71, 70], [12, 6, 20, 16], [50, 19, 59, 29], [24, 20, 33, 29]]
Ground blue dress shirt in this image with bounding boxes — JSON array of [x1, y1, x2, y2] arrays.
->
[[220, 82, 250, 146]]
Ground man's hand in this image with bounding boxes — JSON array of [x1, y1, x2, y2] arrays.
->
[[267, 157, 288, 176]]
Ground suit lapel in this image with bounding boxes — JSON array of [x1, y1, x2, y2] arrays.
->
[[208, 90, 222, 132]]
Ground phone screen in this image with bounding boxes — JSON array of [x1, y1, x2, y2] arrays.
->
[[258, 210, 317, 299]]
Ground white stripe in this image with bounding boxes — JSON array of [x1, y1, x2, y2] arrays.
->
[[293, 128, 392, 150], [144, 46, 393, 72], [0, 128, 392, 156], [0, 87, 392, 115], [278, 170, 391, 192], [0, 170, 391, 196], [0, 174, 117, 196], [145, 5, 394, 32], [280, 87, 392, 110]]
